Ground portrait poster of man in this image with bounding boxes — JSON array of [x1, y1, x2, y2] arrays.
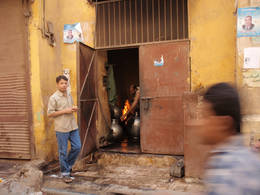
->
[[64, 23, 84, 43], [237, 7, 260, 37]]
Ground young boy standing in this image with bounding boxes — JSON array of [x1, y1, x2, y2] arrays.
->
[[47, 75, 81, 183]]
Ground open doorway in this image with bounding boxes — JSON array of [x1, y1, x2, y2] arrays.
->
[[109, 48, 139, 108], [78, 41, 189, 157], [101, 48, 141, 153]]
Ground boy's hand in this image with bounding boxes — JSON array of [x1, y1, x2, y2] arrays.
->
[[64, 108, 74, 114], [72, 106, 78, 112]]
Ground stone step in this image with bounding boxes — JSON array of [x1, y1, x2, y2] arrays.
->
[[43, 163, 204, 195], [43, 153, 203, 195], [96, 151, 183, 168]]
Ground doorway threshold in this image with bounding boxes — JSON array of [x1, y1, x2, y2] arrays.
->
[[99, 141, 141, 154]]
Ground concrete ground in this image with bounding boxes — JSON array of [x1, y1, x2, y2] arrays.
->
[[42, 152, 205, 195], [42, 164, 204, 195], [0, 151, 205, 195]]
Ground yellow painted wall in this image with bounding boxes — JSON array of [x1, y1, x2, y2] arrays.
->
[[29, 0, 238, 160], [29, 0, 95, 160], [189, 0, 236, 91]]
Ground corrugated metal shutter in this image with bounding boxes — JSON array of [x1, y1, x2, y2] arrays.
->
[[0, 0, 32, 159], [0, 73, 31, 159]]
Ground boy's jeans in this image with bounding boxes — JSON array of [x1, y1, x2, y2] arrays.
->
[[56, 129, 81, 176]]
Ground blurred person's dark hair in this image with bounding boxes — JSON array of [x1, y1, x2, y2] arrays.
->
[[203, 82, 241, 133], [56, 75, 68, 83]]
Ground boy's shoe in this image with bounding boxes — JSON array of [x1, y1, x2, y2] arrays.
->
[[69, 169, 76, 179], [63, 175, 73, 183]]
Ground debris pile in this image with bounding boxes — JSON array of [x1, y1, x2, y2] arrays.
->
[[0, 160, 44, 195]]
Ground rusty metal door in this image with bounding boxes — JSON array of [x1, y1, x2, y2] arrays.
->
[[139, 41, 189, 155], [0, 0, 32, 159], [77, 42, 97, 158]]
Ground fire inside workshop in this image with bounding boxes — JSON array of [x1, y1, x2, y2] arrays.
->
[[103, 48, 141, 152]]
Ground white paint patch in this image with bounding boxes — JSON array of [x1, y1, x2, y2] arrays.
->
[[154, 55, 164, 66]]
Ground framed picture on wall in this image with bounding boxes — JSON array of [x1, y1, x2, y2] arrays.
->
[[64, 23, 84, 44], [237, 7, 260, 37]]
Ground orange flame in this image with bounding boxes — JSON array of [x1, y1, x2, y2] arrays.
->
[[122, 100, 131, 120]]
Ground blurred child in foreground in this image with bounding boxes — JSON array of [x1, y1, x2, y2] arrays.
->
[[199, 82, 260, 195]]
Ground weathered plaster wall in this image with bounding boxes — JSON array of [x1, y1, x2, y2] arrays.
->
[[189, 0, 236, 91], [185, 0, 237, 178], [29, 0, 95, 160], [237, 0, 260, 144]]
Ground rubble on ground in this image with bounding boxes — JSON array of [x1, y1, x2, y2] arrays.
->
[[0, 160, 44, 195]]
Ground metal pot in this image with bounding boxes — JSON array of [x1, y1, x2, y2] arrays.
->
[[110, 119, 123, 140], [129, 114, 140, 139]]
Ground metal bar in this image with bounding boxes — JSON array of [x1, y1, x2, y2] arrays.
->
[[135, 0, 138, 43], [152, 0, 154, 42], [103, 4, 106, 46], [119, 1, 121, 45], [124, 0, 127, 44], [93, 0, 121, 5], [141, 95, 186, 99], [79, 102, 96, 158], [146, 0, 149, 42], [189, 56, 191, 91], [24, 0, 34, 158], [141, 0, 143, 42], [170, 0, 172, 40], [95, 5, 99, 47], [130, 0, 132, 43], [94, 2, 98, 48], [164, 0, 166, 40], [176, 0, 179, 39], [95, 39, 189, 49], [80, 98, 98, 102], [94, 50, 98, 125], [114, 2, 116, 45], [182, 0, 185, 38], [79, 52, 95, 98], [158, 0, 160, 41], [76, 42, 81, 130], [98, 5, 101, 47], [108, 3, 111, 46]]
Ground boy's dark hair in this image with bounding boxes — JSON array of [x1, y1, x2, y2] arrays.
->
[[204, 82, 241, 134], [56, 75, 68, 83]]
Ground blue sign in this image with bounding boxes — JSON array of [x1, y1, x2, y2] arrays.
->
[[237, 7, 260, 37], [64, 23, 84, 43]]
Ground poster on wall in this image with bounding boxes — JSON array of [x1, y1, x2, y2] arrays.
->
[[244, 47, 260, 69], [237, 7, 260, 37], [64, 23, 84, 43]]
